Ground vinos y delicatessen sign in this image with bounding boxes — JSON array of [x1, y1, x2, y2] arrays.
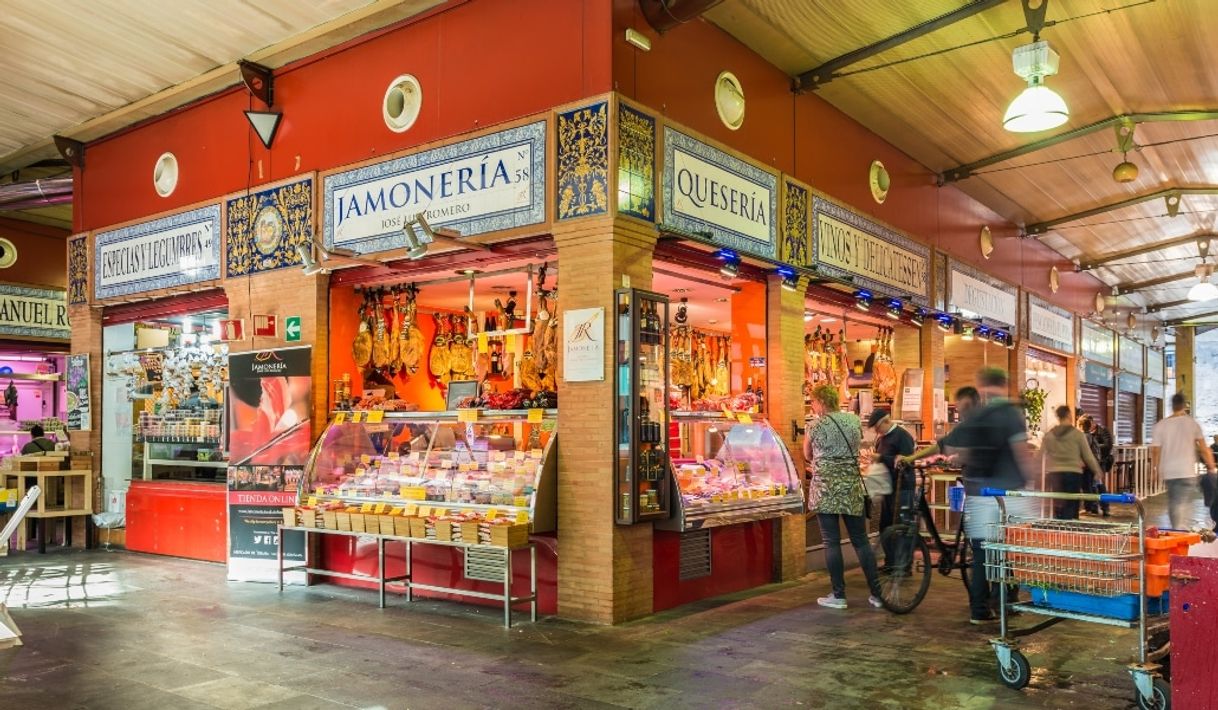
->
[[323, 121, 546, 255]]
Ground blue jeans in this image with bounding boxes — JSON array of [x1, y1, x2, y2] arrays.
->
[[1166, 478, 1200, 529], [818, 513, 882, 598]]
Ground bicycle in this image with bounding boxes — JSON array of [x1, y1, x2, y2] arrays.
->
[[873, 465, 971, 614]]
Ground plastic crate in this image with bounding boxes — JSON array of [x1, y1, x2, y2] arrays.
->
[[1141, 531, 1201, 565], [1024, 587, 1170, 620]]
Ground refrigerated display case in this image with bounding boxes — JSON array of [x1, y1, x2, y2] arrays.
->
[[658, 412, 803, 531], [614, 288, 672, 525], [298, 410, 557, 532]]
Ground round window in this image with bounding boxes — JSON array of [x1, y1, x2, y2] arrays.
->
[[153, 152, 179, 197], [382, 75, 422, 133], [714, 71, 745, 130], [0, 238, 17, 268]]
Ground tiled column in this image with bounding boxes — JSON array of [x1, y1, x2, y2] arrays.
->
[[765, 274, 806, 581], [553, 216, 657, 624]]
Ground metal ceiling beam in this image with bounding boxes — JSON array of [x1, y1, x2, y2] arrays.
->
[[1115, 270, 1198, 295], [940, 110, 1218, 183], [1146, 298, 1196, 313], [795, 0, 1006, 92], [1079, 231, 1216, 271], [1025, 187, 1218, 237], [1166, 309, 1218, 326]]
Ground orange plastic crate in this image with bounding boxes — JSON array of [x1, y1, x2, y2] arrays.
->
[[1140, 531, 1201, 565]]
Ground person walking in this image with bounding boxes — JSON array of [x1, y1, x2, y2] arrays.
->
[[1078, 414, 1114, 516], [804, 384, 883, 610], [869, 408, 916, 537], [1151, 393, 1217, 529], [1044, 406, 1103, 520]]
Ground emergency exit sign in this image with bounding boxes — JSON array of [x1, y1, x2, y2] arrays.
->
[[285, 316, 302, 342]]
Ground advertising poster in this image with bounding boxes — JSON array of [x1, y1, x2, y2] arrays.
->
[[226, 346, 312, 582], [65, 354, 91, 431], [562, 307, 604, 382]]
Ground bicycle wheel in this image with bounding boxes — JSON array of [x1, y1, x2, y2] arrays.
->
[[875, 525, 932, 614]]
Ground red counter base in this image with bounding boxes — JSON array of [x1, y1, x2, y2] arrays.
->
[[125, 481, 227, 563], [319, 533, 558, 616], [653, 521, 774, 612]]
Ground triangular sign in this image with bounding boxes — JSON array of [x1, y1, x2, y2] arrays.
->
[[244, 110, 283, 149]]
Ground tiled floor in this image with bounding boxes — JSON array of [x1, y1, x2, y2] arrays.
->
[[0, 492, 1209, 709]]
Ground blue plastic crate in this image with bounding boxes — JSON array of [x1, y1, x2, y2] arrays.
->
[[1022, 587, 1169, 620]]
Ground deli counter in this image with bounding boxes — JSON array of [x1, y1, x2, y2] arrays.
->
[[658, 412, 803, 531], [299, 409, 557, 532]]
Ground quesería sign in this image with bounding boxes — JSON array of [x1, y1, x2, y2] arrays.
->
[[95, 204, 221, 300], [662, 127, 777, 258], [324, 122, 546, 254]]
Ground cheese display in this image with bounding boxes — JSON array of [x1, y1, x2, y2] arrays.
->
[[299, 410, 557, 532], [659, 414, 804, 532]]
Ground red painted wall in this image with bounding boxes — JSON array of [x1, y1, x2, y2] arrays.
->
[[611, 4, 1105, 319], [77, 0, 613, 232], [0, 217, 68, 289], [653, 521, 774, 612]]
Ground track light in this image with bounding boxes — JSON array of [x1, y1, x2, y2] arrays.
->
[[804, 309, 814, 322], [297, 244, 328, 276], [776, 265, 798, 292], [936, 313, 953, 333], [1005, 332, 1017, 350], [402, 215, 433, 260], [977, 325, 991, 342], [910, 308, 926, 327], [855, 290, 873, 312], [715, 248, 741, 279], [885, 298, 903, 320]]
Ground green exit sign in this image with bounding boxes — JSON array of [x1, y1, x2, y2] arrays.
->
[[285, 316, 302, 342]]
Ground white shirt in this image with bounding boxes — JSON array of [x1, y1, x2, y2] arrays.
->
[[1151, 414, 1204, 480]]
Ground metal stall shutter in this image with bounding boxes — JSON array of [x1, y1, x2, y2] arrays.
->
[[1079, 384, 1110, 429], [1115, 391, 1139, 445], [1144, 397, 1162, 443]]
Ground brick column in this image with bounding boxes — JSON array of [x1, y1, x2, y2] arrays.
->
[[765, 274, 806, 581], [921, 324, 945, 439], [1176, 326, 1195, 405], [68, 302, 104, 544], [553, 216, 657, 624], [223, 269, 331, 428]]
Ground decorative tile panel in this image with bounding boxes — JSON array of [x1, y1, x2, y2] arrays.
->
[[617, 104, 655, 221], [0, 284, 69, 340], [226, 177, 314, 277], [780, 181, 810, 267], [323, 121, 546, 255], [934, 253, 947, 312], [67, 235, 88, 305], [557, 102, 609, 220]]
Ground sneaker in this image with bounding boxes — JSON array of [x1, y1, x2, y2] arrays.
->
[[970, 612, 998, 625], [817, 595, 847, 609], [868, 595, 884, 609]]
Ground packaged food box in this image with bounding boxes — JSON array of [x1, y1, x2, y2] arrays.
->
[[322, 511, 337, 529], [409, 517, 428, 538], [393, 516, 413, 537], [281, 507, 297, 528], [378, 515, 396, 536], [349, 513, 367, 533], [459, 521, 482, 543], [336, 512, 352, 531], [487, 522, 529, 549], [300, 509, 319, 528]]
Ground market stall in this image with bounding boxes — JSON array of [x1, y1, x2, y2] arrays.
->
[[942, 265, 1018, 414]]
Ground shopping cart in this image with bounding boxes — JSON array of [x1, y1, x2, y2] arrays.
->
[[980, 488, 1192, 710]]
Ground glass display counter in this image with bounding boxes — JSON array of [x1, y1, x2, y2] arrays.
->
[[658, 412, 803, 531], [299, 410, 556, 532]]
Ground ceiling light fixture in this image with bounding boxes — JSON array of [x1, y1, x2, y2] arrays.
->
[[715, 248, 741, 279], [776, 265, 799, 292], [854, 290, 873, 312], [910, 308, 925, 327], [936, 313, 954, 333], [977, 325, 991, 342], [1003, 40, 1069, 133], [885, 298, 903, 320], [1188, 262, 1218, 302]]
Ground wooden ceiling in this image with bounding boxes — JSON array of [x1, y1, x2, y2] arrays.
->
[[706, 0, 1218, 325]]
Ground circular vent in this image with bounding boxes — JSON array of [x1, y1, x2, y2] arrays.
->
[[979, 225, 994, 259], [153, 152, 179, 197], [0, 238, 17, 268], [382, 74, 422, 133], [714, 71, 745, 130], [869, 160, 890, 204]]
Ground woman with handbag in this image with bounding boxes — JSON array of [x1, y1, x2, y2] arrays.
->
[[804, 384, 884, 610]]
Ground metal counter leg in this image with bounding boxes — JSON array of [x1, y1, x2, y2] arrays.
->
[[277, 526, 284, 592], [405, 540, 413, 602], [504, 548, 512, 628], [530, 545, 537, 622], [377, 537, 386, 609]]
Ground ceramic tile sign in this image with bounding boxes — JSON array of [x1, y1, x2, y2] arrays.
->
[[0, 285, 69, 341], [94, 204, 221, 300], [323, 121, 546, 255], [65, 354, 91, 431], [812, 195, 930, 302], [949, 268, 1017, 326], [563, 307, 604, 382], [662, 127, 777, 259]]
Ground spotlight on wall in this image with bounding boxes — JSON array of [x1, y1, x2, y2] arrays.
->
[[854, 290, 873, 312], [297, 244, 328, 276], [715, 248, 741, 279], [935, 313, 954, 333], [910, 308, 926, 327], [1005, 332, 1017, 350], [804, 309, 815, 322], [675, 297, 689, 325], [776, 265, 799, 292], [402, 215, 434, 260], [977, 325, 991, 342], [885, 298, 903, 320]]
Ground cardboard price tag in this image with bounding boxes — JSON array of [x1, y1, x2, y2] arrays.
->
[[306, 496, 318, 507], [527, 408, 544, 424], [457, 409, 479, 423], [374, 503, 388, 514], [334, 411, 348, 424], [485, 508, 500, 520], [515, 511, 529, 524], [351, 411, 365, 423], [360, 502, 374, 513], [366, 410, 384, 423], [737, 413, 753, 425], [477, 332, 489, 354]]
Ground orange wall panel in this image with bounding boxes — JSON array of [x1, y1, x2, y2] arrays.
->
[[0, 217, 69, 288], [78, 0, 614, 232]]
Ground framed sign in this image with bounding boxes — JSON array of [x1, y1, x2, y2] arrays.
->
[[94, 204, 221, 300], [562, 307, 604, 382]]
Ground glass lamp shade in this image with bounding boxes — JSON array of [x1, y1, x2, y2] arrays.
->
[[1187, 280, 1218, 302], [1003, 82, 1069, 133]]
